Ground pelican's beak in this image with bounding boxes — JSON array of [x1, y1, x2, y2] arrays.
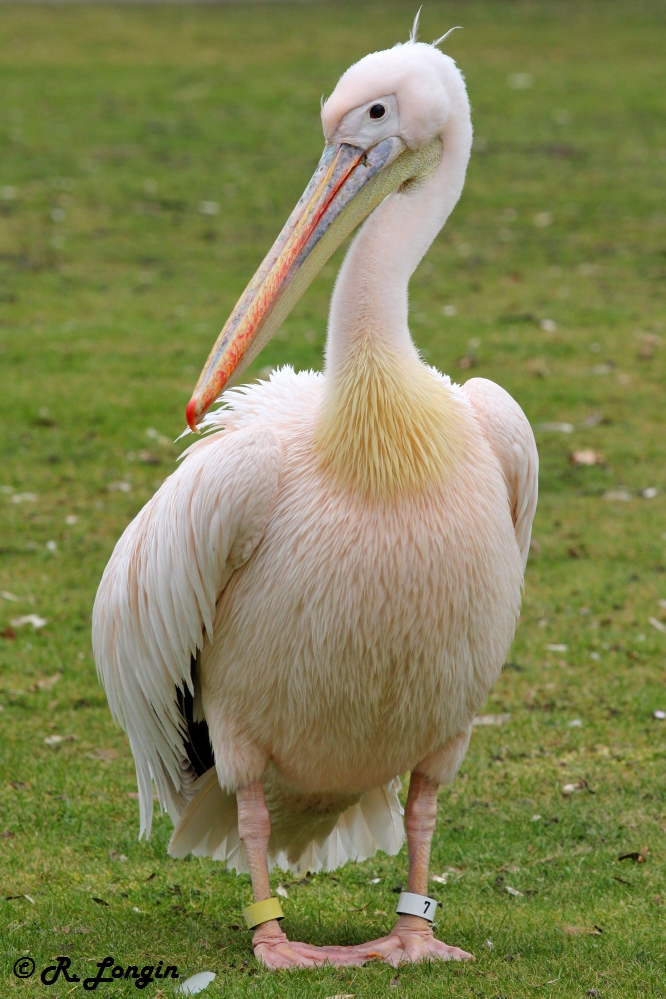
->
[[186, 134, 440, 430]]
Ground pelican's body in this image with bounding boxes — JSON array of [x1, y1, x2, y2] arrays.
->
[[94, 30, 537, 968], [198, 368, 521, 798]]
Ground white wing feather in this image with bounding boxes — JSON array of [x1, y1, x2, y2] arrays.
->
[[92, 425, 283, 837], [461, 377, 538, 568]]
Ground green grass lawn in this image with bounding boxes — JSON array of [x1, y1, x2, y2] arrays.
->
[[1, 1, 665, 995]]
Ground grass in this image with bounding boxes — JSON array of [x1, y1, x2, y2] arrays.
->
[[0, 1, 665, 995]]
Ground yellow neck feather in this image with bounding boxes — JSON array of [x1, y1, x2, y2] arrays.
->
[[314, 343, 465, 499]]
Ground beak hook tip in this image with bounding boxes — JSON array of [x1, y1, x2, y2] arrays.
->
[[186, 397, 200, 434]]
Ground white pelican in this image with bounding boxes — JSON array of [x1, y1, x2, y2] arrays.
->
[[93, 26, 537, 970]]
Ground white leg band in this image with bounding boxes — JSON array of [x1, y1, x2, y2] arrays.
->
[[395, 891, 439, 922]]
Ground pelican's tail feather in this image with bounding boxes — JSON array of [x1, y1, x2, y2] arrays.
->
[[167, 768, 405, 876]]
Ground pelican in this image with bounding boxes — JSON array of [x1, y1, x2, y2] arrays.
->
[[93, 24, 537, 970]]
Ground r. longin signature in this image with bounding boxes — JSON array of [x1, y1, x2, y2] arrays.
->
[[15, 955, 180, 990]]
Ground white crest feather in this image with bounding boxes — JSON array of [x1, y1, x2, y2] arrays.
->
[[433, 26, 462, 48], [409, 7, 422, 43]]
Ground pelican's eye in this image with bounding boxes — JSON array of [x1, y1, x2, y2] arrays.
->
[[369, 103, 386, 120]]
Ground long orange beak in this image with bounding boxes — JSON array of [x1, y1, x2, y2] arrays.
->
[[186, 136, 407, 431]]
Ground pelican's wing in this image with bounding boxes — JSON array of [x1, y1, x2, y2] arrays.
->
[[461, 377, 538, 568], [92, 425, 283, 837]]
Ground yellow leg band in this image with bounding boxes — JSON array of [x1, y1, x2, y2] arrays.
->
[[243, 896, 284, 929]]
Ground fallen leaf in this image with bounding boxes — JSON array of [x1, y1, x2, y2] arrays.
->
[[579, 412, 603, 429], [562, 780, 588, 795], [526, 358, 550, 378], [648, 617, 666, 634], [637, 333, 661, 359], [36, 672, 61, 690], [1, 627, 16, 640], [505, 886, 523, 897], [570, 449, 603, 467], [1, 830, 15, 838], [0, 590, 19, 602], [618, 850, 648, 863], [604, 490, 632, 502], [562, 925, 602, 935], [92, 897, 109, 906], [146, 427, 171, 447], [44, 734, 77, 747], [11, 614, 47, 630], [473, 713, 511, 726], [536, 421, 574, 433], [145, 872, 156, 881]]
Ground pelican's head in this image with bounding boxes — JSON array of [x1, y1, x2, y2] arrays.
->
[[186, 39, 468, 430]]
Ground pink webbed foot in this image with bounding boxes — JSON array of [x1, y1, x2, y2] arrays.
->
[[349, 915, 474, 968], [252, 920, 368, 969]]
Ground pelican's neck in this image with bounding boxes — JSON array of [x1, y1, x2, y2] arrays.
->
[[315, 102, 473, 498], [324, 104, 472, 381]]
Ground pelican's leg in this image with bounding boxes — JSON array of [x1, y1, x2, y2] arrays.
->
[[237, 780, 362, 969], [349, 730, 475, 966]]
